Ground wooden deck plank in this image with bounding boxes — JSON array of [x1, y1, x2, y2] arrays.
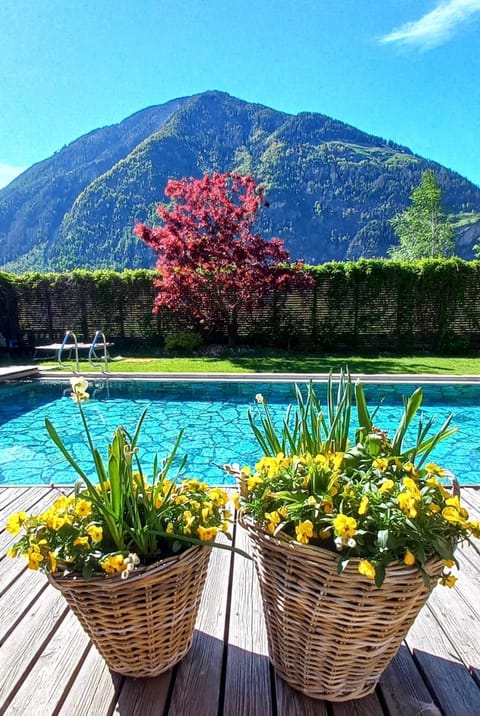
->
[[460, 486, 480, 517], [0, 485, 53, 518], [3, 608, 91, 715], [405, 601, 480, 715], [223, 524, 273, 716], [379, 644, 442, 716], [113, 673, 172, 716], [331, 694, 385, 715], [0, 584, 68, 711], [274, 672, 329, 716], [0, 571, 51, 643], [0, 487, 30, 511], [168, 533, 233, 716], [57, 646, 123, 716]]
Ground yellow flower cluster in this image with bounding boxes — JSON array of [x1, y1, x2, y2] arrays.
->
[[6, 477, 232, 578], [6, 493, 103, 574], [240, 450, 480, 587], [160, 479, 232, 543]]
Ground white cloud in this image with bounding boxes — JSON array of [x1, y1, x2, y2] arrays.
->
[[0, 162, 25, 189], [380, 0, 480, 50]]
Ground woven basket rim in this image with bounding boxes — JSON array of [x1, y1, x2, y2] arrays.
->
[[239, 512, 444, 577], [48, 543, 209, 590]]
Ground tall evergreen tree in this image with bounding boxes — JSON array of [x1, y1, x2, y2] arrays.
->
[[389, 170, 455, 260]]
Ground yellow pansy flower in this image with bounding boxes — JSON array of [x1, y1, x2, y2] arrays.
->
[[445, 496, 469, 520], [73, 536, 90, 548], [197, 525, 218, 541], [53, 495, 74, 510], [440, 573, 457, 588], [402, 477, 421, 498], [5, 511, 28, 535], [468, 520, 480, 538], [208, 488, 228, 506], [379, 479, 394, 493], [403, 462, 419, 479], [321, 497, 334, 514], [201, 505, 212, 522], [100, 554, 126, 575], [74, 499, 92, 519], [247, 475, 264, 492], [48, 552, 57, 572], [358, 496, 369, 515], [295, 520, 314, 544], [50, 513, 73, 531], [26, 546, 44, 570], [425, 462, 445, 477], [162, 480, 173, 495], [358, 560, 376, 579], [441, 506, 464, 525], [333, 514, 357, 538], [372, 457, 389, 471], [265, 510, 282, 534], [86, 524, 103, 542], [397, 492, 418, 519]]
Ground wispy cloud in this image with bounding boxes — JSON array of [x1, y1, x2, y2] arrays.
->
[[380, 0, 480, 50], [0, 163, 25, 189]]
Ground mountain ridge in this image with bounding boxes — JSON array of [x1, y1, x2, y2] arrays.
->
[[1, 90, 479, 272]]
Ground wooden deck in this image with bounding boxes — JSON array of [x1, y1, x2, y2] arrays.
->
[[0, 486, 479, 716]]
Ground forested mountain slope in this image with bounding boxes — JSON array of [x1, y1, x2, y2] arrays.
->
[[1, 90, 479, 272]]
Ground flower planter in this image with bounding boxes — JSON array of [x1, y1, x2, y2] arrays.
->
[[49, 545, 212, 678], [241, 516, 444, 702]]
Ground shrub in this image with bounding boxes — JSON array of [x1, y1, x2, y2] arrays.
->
[[164, 331, 204, 353]]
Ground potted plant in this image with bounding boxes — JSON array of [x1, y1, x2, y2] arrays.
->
[[237, 373, 480, 701], [6, 377, 233, 678]]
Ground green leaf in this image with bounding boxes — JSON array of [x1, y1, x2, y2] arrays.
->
[[391, 388, 423, 454], [374, 563, 386, 588]]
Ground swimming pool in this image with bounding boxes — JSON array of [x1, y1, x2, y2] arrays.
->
[[1, 378, 479, 486]]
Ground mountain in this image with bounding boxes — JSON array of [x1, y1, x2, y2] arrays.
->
[[1, 90, 480, 272]]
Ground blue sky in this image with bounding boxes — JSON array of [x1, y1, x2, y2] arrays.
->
[[1, 0, 479, 188]]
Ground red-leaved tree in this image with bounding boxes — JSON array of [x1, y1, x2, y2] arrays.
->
[[134, 172, 312, 345]]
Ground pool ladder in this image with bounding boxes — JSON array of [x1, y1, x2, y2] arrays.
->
[[57, 330, 110, 374], [88, 330, 110, 374]]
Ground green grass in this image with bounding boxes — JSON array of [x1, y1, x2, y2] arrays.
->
[[24, 349, 480, 375]]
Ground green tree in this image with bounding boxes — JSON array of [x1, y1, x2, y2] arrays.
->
[[389, 170, 455, 260]]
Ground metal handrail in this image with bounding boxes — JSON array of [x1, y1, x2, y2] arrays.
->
[[88, 330, 109, 374], [57, 330, 79, 372]]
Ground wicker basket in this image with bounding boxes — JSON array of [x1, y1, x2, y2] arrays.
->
[[241, 515, 444, 702], [48, 545, 212, 678]]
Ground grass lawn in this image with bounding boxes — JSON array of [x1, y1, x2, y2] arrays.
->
[[18, 348, 480, 375]]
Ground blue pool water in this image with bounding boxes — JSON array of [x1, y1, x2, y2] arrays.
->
[[0, 379, 479, 486]]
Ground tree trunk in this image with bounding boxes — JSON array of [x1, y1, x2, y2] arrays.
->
[[227, 311, 239, 347]]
